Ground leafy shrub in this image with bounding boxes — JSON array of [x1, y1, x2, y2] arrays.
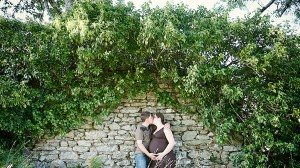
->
[[0, 0, 299, 167], [90, 156, 102, 168]]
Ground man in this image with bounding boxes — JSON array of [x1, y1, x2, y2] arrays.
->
[[135, 111, 156, 168]]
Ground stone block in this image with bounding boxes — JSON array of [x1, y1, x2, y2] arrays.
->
[[68, 141, 77, 147], [120, 107, 140, 113], [79, 152, 97, 160], [178, 159, 192, 167], [96, 145, 118, 152], [188, 126, 202, 131], [120, 145, 134, 151], [118, 130, 127, 135], [200, 130, 209, 134], [196, 135, 210, 140], [46, 139, 60, 143], [75, 132, 84, 138], [107, 140, 123, 145], [85, 131, 107, 139], [188, 150, 199, 158], [117, 160, 130, 166], [182, 131, 198, 141], [30, 151, 39, 160], [182, 120, 196, 125], [130, 102, 147, 107], [186, 140, 210, 146], [165, 109, 174, 114], [94, 124, 104, 130], [60, 141, 68, 147], [60, 152, 78, 160], [143, 107, 157, 113], [73, 146, 89, 152], [221, 151, 229, 163], [77, 140, 92, 147], [47, 150, 60, 155], [210, 144, 222, 151], [146, 92, 156, 100], [64, 131, 75, 139], [223, 146, 241, 152], [80, 124, 93, 129], [35, 146, 56, 151], [109, 123, 120, 131], [121, 117, 135, 122], [108, 131, 118, 136], [104, 159, 115, 166], [50, 160, 66, 168], [65, 161, 83, 168], [172, 126, 187, 132], [199, 150, 211, 160], [208, 132, 214, 137], [112, 151, 125, 159], [134, 94, 147, 100], [146, 102, 156, 106], [114, 117, 121, 122], [171, 120, 182, 126], [40, 154, 58, 162]]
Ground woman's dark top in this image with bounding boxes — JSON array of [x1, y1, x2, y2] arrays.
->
[[148, 128, 176, 168]]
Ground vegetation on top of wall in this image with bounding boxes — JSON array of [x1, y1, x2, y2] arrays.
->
[[0, 0, 299, 167]]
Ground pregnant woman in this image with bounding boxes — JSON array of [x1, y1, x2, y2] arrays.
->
[[149, 112, 176, 168]]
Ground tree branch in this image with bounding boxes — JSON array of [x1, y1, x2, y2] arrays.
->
[[47, 0, 62, 15], [279, 0, 293, 16], [260, 0, 276, 14], [43, 0, 52, 18], [64, 0, 73, 11]]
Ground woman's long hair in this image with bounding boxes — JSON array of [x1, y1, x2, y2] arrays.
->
[[155, 112, 166, 124]]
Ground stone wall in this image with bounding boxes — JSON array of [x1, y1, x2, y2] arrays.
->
[[30, 91, 241, 168]]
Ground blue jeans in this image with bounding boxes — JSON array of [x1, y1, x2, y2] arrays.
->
[[135, 153, 149, 168]]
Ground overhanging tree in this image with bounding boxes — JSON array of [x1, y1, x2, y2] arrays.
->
[[222, 0, 300, 20], [0, 0, 299, 167]]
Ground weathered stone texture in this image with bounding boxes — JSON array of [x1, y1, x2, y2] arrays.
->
[[29, 91, 240, 168]]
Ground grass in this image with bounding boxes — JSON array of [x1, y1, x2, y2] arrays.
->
[[0, 142, 33, 168]]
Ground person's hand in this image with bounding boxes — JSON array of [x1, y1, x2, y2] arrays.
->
[[155, 153, 165, 160], [164, 123, 170, 130], [148, 153, 157, 160]]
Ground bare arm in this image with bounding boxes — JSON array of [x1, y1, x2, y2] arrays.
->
[[156, 129, 176, 160], [164, 122, 170, 130], [136, 140, 156, 160]]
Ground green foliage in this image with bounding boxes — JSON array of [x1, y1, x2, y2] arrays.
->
[[90, 156, 103, 168], [0, 0, 299, 167], [0, 0, 66, 20]]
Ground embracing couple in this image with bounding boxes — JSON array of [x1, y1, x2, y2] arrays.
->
[[134, 111, 176, 168]]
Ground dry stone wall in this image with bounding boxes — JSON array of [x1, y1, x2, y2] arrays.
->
[[30, 91, 241, 168]]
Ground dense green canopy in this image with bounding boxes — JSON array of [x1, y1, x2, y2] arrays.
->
[[0, 0, 299, 167]]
